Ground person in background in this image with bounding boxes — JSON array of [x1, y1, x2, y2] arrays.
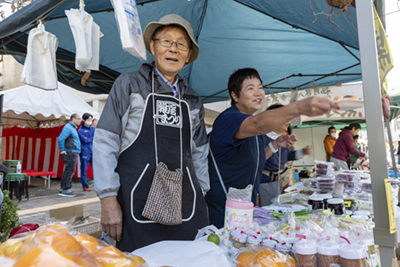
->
[[397, 140, 400, 164], [284, 126, 295, 183], [206, 68, 337, 228], [78, 113, 95, 191], [349, 135, 360, 166], [331, 123, 366, 170], [58, 113, 81, 197], [323, 126, 337, 161], [261, 104, 313, 191]]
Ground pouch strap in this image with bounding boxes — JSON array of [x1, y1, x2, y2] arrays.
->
[[210, 135, 259, 196]]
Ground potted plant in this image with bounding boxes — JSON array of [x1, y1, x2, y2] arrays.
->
[[0, 190, 22, 242]]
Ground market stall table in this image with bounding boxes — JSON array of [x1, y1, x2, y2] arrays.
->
[[23, 169, 57, 189]]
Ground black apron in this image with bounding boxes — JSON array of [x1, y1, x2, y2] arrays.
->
[[115, 92, 208, 252]]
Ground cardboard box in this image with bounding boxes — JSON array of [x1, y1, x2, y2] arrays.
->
[[49, 205, 101, 237], [49, 205, 83, 222]]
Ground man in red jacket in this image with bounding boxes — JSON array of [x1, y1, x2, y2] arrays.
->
[[331, 123, 366, 170]]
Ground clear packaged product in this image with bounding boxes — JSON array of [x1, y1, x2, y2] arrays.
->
[[343, 196, 357, 211], [332, 182, 344, 198], [310, 178, 318, 188], [246, 234, 262, 246], [261, 238, 278, 249]]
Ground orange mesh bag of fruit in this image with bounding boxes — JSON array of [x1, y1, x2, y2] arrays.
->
[[13, 229, 102, 267], [94, 245, 148, 267], [0, 224, 68, 259], [234, 246, 294, 267], [73, 233, 104, 255]]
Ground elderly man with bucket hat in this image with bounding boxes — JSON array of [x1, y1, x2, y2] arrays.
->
[[93, 15, 209, 251]]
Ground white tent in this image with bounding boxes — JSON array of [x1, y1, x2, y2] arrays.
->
[[0, 82, 100, 128]]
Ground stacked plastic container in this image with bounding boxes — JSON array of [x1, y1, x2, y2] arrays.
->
[[336, 170, 361, 194], [314, 161, 335, 194]]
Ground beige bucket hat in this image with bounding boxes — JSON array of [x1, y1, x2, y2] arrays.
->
[[143, 14, 199, 65]]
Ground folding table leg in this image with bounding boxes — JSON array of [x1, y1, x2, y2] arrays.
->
[[9, 182, 13, 200], [25, 179, 29, 200], [13, 181, 20, 201], [17, 181, 22, 202]]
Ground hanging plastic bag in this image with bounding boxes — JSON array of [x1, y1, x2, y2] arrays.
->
[[65, 0, 103, 72], [110, 0, 146, 61], [20, 21, 58, 90]]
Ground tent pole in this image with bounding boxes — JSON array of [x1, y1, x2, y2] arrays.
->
[[355, 0, 397, 265], [385, 119, 398, 178]]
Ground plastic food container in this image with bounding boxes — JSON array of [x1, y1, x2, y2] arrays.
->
[[295, 240, 318, 267], [315, 193, 332, 209], [315, 161, 335, 170], [223, 199, 253, 246], [316, 169, 334, 176], [327, 198, 345, 215], [336, 173, 358, 182], [308, 196, 324, 211], [339, 244, 366, 267], [361, 181, 372, 193], [317, 178, 335, 183], [338, 181, 356, 188], [317, 241, 340, 267]]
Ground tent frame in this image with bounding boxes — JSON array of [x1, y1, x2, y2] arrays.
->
[[356, 0, 397, 264]]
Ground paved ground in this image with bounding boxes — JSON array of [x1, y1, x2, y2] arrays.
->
[[7, 177, 101, 226]]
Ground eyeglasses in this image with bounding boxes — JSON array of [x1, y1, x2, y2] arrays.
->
[[153, 38, 191, 51]]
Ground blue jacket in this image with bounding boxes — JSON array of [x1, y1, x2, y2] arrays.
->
[[58, 122, 81, 153], [78, 124, 95, 156]]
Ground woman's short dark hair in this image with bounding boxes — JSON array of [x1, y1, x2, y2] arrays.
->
[[228, 68, 262, 106], [348, 123, 361, 130]]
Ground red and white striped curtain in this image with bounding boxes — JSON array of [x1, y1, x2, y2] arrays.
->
[[0, 126, 93, 178]]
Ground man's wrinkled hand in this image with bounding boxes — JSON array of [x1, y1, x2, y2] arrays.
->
[[101, 196, 123, 242]]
